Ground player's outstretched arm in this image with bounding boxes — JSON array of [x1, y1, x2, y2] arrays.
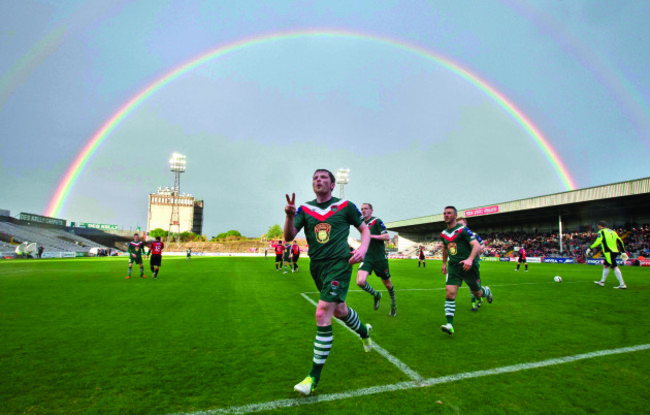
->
[[350, 223, 370, 264], [284, 193, 298, 241]]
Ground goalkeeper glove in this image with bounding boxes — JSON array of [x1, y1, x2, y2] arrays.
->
[[585, 248, 591, 256], [621, 253, 629, 261]]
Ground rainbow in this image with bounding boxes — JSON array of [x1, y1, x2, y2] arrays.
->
[[45, 29, 577, 217]]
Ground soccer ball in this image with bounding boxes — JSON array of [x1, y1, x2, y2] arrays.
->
[[554, 276, 562, 283]]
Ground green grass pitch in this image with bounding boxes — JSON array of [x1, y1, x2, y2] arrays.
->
[[1, 257, 649, 414]]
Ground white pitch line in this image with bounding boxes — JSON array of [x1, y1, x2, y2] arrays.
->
[[301, 280, 592, 295], [299, 292, 423, 382], [168, 343, 650, 415]]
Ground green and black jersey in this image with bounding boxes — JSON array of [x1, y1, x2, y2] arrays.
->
[[590, 228, 625, 253], [364, 216, 388, 262], [128, 241, 145, 259], [441, 224, 478, 265], [294, 197, 363, 261]]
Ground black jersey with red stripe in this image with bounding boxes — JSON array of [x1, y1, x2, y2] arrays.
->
[[519, 249, 527, 260]]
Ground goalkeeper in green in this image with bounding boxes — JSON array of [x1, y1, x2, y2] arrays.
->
[[587, 221, 627, 289]]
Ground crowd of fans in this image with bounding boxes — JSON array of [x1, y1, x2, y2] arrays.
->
[[480, 226, 650, 258], [420, 225, 650, 259]]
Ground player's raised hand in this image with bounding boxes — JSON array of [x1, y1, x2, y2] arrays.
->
[[285, 193, 296, 217]]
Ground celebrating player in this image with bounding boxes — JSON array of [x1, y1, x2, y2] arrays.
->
[[147, 236, 165, 279], [356, 203, 397, 316], [440, 206, 492, 335], [285, 169, 371, 396], [418, 245, 426, 267], [291, 240, 301, 272], [126, 233, 146, 279], [588, 221, 628, 289]]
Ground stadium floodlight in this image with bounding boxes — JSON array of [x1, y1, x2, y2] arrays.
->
[[336, 168, 350, 199], [167, 153, 187, 248], [169, 153, 186, 173]]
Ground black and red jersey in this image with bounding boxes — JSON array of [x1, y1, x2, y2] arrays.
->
[[519, 249, 527, 260], [275, 245, 284, 255], [149, 241, 164, 255], [292, 244, 300, 255]]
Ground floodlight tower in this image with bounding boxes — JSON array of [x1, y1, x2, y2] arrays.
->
[[167, 153, 186, 248], [336, 168, 350, 199]]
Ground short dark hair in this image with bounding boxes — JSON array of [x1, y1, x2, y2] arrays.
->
[[134, 233, 139, 237], [444, 206, 457, 215], [313, 169, 335, 183], [155, 236, 161, 241], [362, 203, 373, 210], [597, 220, 608, 228]]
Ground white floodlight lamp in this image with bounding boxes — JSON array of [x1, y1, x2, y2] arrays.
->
[[169, 153, 186, 173], [336, 168, 350, 185]]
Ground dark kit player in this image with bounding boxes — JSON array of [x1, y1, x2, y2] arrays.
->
[[148, 236, 165, 279]]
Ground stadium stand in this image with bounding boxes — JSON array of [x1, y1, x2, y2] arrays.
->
[[0, 222, 111, 253], [387, 177, 650, 259]]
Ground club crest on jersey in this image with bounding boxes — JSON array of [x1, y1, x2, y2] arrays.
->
[[449, 243, 457, 255], [315, 223, 331, 244], [331, 281, 339, 290]]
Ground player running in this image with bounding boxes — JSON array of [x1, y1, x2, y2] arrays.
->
[[588, 221, 628, 289], [285, 169, 371, 396], [515, 246, 528, 272], [457, 217, 485, 312], [418, 245, 426, 267], [274, 240, 284, 271], [126, 233, 146, 279], [147, 236, 164, 279], [291, 241, 301, 272], [356, 203, 397, 316], [440, 206, 492, 335]]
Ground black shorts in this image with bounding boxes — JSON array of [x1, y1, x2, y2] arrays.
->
[[150, 254, 162, 267], [419, 254, 425, 260], [292, 253, 300, 262], [276, 254, 283, 262], [603, 252, 619, 268], [518, 257, 527, 263]]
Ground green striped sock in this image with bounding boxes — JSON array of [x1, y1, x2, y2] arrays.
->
[[445, 299, 455, 324], [388, 286, 396, 304], [309, 325, 333, 382], [339, 307, 369, 338], [361, 282, 378, 297], [482, 286, 491, 298]]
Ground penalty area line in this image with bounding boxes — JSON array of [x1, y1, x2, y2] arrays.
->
[[168, 343, 650, 415]]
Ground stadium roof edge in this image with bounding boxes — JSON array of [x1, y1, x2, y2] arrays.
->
[[385, 176, 650, 230]]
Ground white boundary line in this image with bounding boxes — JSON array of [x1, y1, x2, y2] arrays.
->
[[169, 343, 650, 415], [299, 293, 423, 382], [301, 280, 591, 295]]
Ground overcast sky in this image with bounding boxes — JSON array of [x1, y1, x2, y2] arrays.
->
[[1, 1, 648, 238]]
